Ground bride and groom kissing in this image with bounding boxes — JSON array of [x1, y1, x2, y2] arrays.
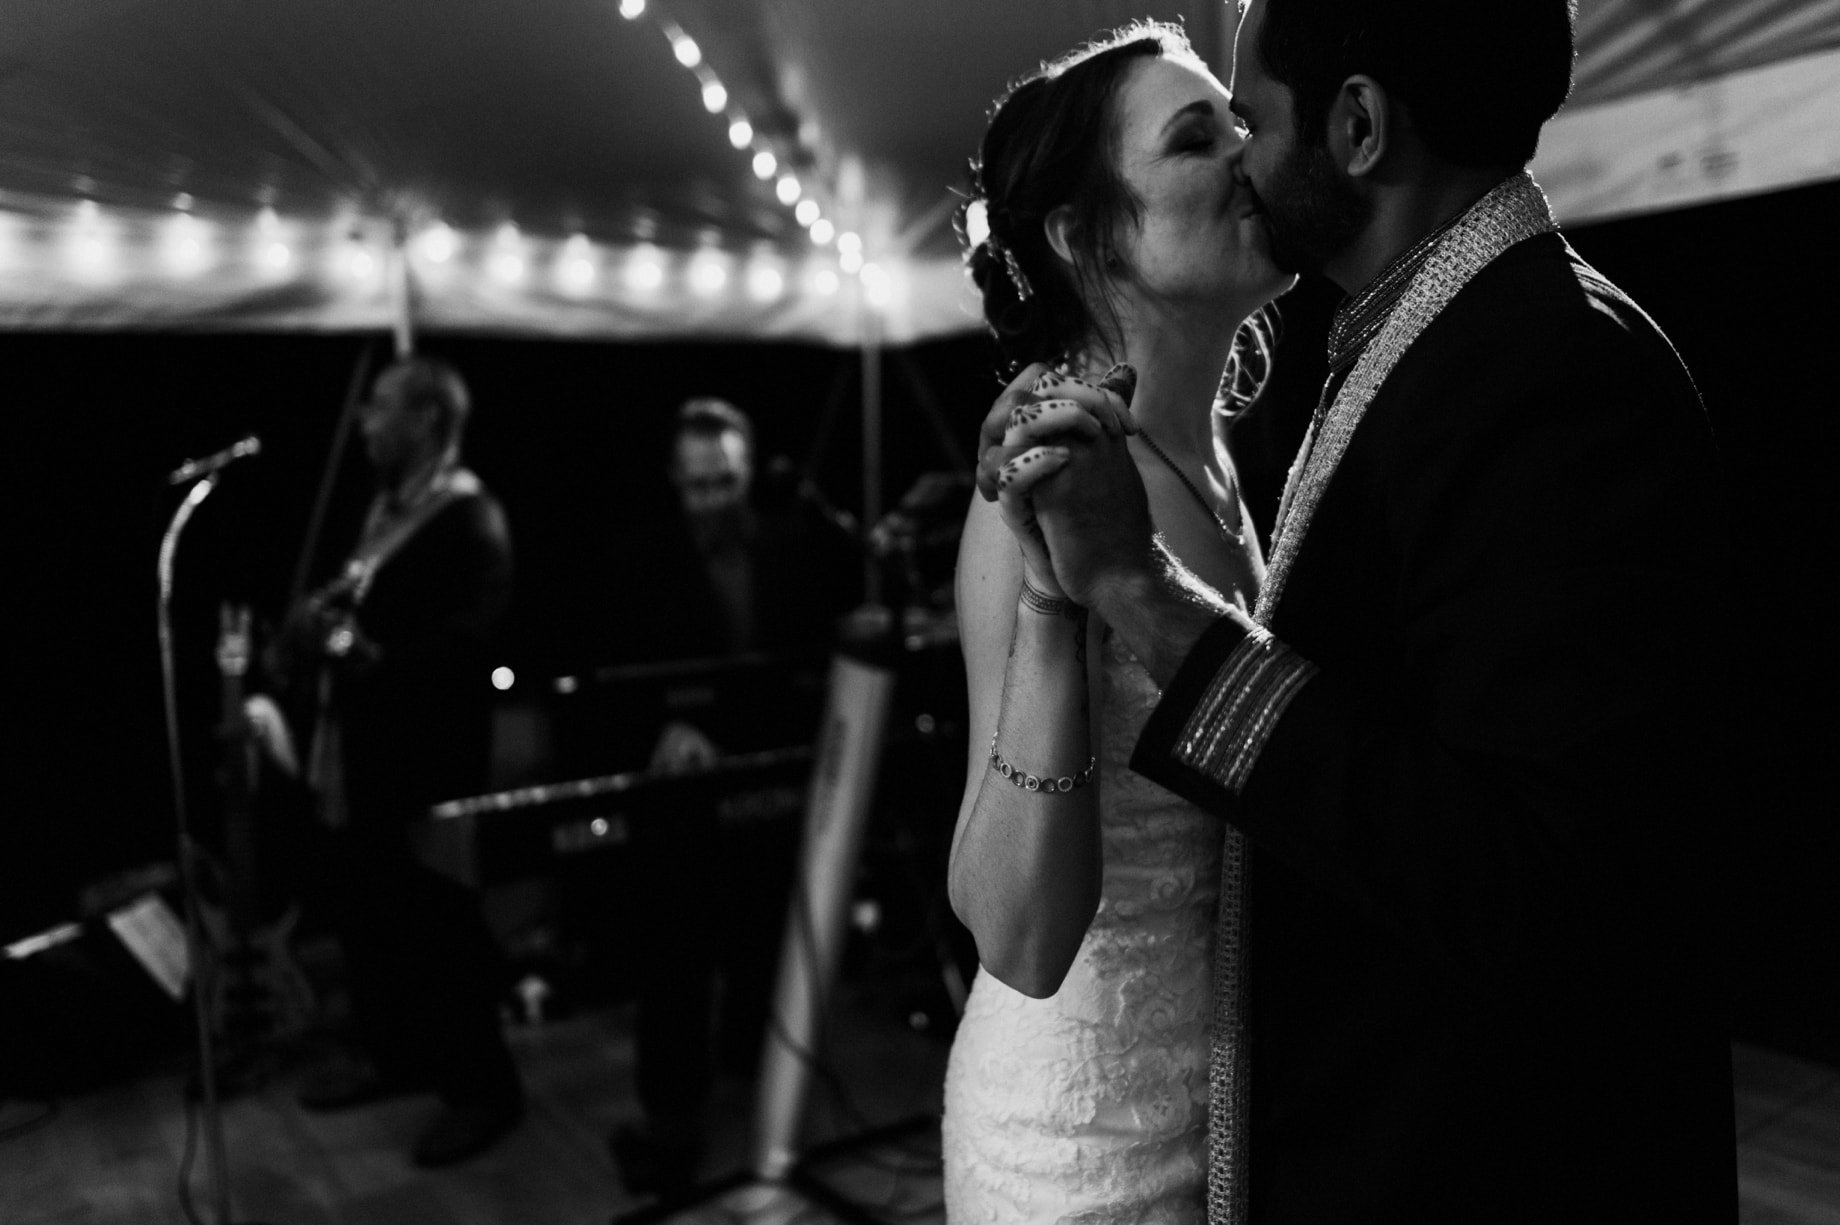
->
[[942, 1, 1737, 1221]]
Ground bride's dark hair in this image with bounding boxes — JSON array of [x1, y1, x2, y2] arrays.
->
[[958, 20, 1274, 416]]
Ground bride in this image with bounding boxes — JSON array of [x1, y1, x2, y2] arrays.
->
[[942, 21, 1291, 1222]]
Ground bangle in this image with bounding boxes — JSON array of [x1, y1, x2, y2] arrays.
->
[[988, 735, 1096, 794], [1019, 577, 1081, 619]]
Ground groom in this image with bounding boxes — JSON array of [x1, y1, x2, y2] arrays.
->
[[982, 0, 1737, 1220]]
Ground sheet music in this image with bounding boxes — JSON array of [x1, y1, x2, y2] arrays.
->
[[107, 893, 190, 1001]]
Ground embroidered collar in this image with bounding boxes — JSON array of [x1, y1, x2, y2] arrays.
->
[[1257, 172, 1558, 625], [1325, 209, 1465, 377]]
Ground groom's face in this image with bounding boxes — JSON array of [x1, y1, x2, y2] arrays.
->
[[1229, 0, 1369, 277]]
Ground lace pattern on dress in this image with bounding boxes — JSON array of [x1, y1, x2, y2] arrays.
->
[[943, 630, 1233, 1223]]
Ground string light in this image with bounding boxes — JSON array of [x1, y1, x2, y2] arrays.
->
[[860, 262, 891, 307], [336, 240, 378, 282], [625, 246, 665, 292], [22, 9, 892, 319], [67, 203, 116, 279], [687, 250, 727, 295], [556, 234, 597, 294], [620, 1, 844, 293], [417, 222, 458, 264], [488, 222, 526, 284], [163, 212, 213, 276], [258, 239, 293, 274], [254, 210, 292, 275], [746, 263, 784, 301]]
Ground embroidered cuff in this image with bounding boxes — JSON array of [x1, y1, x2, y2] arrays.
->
[[1171, 627, 1318, 795]]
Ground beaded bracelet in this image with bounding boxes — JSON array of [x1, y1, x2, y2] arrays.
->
[[1019, 577, 1081, 620], [988, 735, 1096, 794]]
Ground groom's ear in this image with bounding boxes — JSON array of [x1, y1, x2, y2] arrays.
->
[[1328, 75, 1388, 179]]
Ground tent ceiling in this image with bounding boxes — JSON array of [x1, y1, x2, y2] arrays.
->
[[1572, 0, 1840, 106], [2, 0, 1835, 341]]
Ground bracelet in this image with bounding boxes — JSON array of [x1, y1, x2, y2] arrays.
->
[[1019, 577, 1081, 619], [988, 735, 1096, 794]]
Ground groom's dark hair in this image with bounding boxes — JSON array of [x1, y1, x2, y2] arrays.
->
[[1252, 0, 1576, 169]]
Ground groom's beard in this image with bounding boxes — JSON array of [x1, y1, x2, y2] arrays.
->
[[1255, 138, 1370, 277]]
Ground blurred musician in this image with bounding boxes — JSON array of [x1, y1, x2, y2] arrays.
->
[[252, 355, 524, 1167], [601, 397, 857, 1196]]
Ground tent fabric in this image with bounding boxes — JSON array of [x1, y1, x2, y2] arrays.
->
[[1533, 43, 1840, 224], [1, 0, 1835, 343], [1570, 0, 1840, 107]]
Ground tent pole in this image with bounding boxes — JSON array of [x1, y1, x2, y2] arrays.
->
[[859, 303, 884, 607], [1206, 0, 1241, 79], [389, 226, 415, 357]]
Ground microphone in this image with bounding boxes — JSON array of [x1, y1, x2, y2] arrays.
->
[[168, 435, 261, 485]]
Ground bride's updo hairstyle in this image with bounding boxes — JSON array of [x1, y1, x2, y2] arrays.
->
[[960, 21, 1273, 414]]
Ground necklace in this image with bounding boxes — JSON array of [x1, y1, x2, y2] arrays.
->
[[1136, 427, 1243, 546]]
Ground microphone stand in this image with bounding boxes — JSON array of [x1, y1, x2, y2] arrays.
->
[[157, 473, 275, 1225]]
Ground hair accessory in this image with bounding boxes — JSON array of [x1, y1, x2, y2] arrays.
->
[[988, 735, 1096, 794], [989, 233, 1033, 301]]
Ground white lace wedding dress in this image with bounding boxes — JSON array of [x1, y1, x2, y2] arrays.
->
[[942, 627, 1224, 1223]]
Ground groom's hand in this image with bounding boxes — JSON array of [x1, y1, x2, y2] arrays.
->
[[975, 363, 1137, 502]]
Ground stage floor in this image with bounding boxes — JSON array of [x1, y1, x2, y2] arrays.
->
[[0, 969, 952, 1225], [3, 999, 1837, 1224]]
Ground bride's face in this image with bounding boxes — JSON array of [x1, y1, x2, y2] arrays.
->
[[1106, 57, 1294, 314]]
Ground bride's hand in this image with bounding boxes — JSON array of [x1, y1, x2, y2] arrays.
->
[[975, 363, 1136, 503], [995, 442, 1071, 598], [993, 403, 1112, 598]]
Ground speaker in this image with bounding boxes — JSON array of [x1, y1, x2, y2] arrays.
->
[[1, 908, 189, 1096]]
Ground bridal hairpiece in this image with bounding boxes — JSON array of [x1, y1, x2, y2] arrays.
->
[[965, 185, 1033, 302], [970, 194, 1032, 302], [988, 230, 1033, 301]]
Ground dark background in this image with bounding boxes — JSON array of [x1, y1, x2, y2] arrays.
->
[[6, 179, 1835, 1064]]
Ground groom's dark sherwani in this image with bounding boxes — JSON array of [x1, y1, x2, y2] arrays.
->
[[1134, 175, 1737, 1222]]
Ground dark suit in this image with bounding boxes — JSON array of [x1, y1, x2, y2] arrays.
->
[[1137, 232, 1737, 1221], [310, 486, 522, 1109]]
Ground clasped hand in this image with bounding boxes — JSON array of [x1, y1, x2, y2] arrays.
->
[[974, 361, 1155, 609]]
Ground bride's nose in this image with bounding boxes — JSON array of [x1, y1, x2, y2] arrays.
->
[[1225, 140, 1250, 182], [1223, 143, 1250, 203]]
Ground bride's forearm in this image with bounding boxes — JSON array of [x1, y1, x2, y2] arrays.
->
[[948, 595, 1101, 999]]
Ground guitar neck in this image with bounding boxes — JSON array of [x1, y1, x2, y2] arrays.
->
[[216, 604, 261, 927]]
